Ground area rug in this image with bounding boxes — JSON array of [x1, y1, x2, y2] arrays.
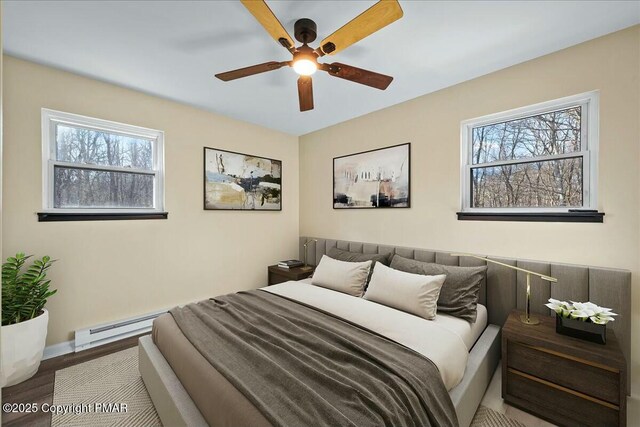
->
[[52, 346, 525, 427], [470, 405, 528, 427], [52, 347, 161, 427]]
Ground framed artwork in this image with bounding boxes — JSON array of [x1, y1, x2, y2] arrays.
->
[[333, 143, 410, 209], [203, 147, 282, 211]]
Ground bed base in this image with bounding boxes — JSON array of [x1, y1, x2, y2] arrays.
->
[[139, 335, 208, 427], [139, 324, 500, 427], [450, 324, 501, 427]]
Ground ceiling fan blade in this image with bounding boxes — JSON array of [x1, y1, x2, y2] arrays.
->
[[240, 0, 296, 52], [321, 63, 393, 90], [316, 0, 403, 56], [215, 61, 289, 81], [297, 76, 314, 112]]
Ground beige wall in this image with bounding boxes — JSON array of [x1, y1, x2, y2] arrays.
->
[[2, 56, 299, 345], [300, 26, 640, 393], [2, 22, 639, 400]]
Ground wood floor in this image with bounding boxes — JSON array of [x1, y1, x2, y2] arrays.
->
[[1, 334, 149, 427]]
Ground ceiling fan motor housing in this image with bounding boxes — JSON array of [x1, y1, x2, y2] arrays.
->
[[294, 18, 317, 44]]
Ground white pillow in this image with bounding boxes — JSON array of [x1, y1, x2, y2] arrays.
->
[[311, 255, 372, 297], [363, 263, 446, 320]]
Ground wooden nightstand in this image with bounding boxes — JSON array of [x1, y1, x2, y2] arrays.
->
[[502, 310, 627, 427], [267, 265, 314, 285]]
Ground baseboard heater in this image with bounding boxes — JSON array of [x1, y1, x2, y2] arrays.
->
[[75, 308, 168, 352]]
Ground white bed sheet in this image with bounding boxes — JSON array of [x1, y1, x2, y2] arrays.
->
[[433, 303, 487, 350], [293, 278, 487, 350], [264, 280, 471, 391]]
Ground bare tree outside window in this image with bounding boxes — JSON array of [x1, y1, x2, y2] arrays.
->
[[54, 167, 154, 208], [56, 125, 153, 170], [470, 107, 584, 208], [53, 125, 155, 208], [42, 109, 163, 212]]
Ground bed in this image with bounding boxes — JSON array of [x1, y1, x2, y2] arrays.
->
[[139, 237, 631, 427]]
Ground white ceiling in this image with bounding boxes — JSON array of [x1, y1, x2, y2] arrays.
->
[[3, 1, 639, 135]]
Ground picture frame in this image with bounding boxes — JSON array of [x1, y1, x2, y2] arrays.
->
[[333, 143, 411, 209], [203, 147, 282, 211]]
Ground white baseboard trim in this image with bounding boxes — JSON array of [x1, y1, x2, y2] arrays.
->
[[43, 340, 74, 360]]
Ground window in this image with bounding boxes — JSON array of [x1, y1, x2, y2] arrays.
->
[[460, 92, 599, 218], [41, 109, 165, 219]]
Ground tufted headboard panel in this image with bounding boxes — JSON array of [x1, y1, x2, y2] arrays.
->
[[299, 236, 632, 393]]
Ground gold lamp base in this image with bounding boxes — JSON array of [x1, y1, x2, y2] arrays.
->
[[520, 314, 540, 325]]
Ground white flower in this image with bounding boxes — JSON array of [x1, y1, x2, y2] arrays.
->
[[591, 315, 615, 325], [574, 301, 599, 310], [545, 298, 573, 316], [570, 309, 590, 320], [545, 298, 564, 313], [571, 303, 597, 318], [547, 298, 617, 324]]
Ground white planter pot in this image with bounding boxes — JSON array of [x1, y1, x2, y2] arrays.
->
[[1, 309, 49, 387]]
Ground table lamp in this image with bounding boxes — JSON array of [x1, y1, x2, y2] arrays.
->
[[451, 253, 557, 325], [302, 239, 318, 272]]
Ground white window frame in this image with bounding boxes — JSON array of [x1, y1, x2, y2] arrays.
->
[[460, 91, 599, 213], [41, 108, 165, 213]]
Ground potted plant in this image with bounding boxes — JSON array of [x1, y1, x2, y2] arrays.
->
[[1, 253, 57, 387], [545, 298, 617, 345]]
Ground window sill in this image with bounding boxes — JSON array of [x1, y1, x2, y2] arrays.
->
[[37, 212, 168, 222], [456, 211, 604, 223]]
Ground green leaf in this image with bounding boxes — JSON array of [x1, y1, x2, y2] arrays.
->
[[2, 253, 58, 326]]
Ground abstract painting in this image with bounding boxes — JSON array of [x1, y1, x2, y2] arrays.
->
[[204, 147, 282, 210], [334, 143, 410, 209]]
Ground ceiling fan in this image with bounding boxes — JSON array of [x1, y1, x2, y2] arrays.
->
[[215, 0, 404, 112]]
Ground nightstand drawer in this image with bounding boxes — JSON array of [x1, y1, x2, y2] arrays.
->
[[269, 272, 291, 285], [506, 368, 619, 427], [507, 341, 620, 404], [267, 265, 315, 286]]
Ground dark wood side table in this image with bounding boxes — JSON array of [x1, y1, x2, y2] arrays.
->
[[267, 265, 314, 285], [502, 310, 627, 427]]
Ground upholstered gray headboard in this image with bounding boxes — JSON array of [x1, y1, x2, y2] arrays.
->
[[300, 236, 632, 392]]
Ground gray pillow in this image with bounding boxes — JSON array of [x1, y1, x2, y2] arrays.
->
[[390, 254, 487, 322], [327, 248, 391, 284]]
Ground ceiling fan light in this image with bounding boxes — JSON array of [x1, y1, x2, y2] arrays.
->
[[293, 59, 317, 76]]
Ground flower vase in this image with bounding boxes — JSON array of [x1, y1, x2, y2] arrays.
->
[[555, 314, 606, 345]]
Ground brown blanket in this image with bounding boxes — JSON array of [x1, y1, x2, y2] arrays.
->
[[170, 290, 458, 427]]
